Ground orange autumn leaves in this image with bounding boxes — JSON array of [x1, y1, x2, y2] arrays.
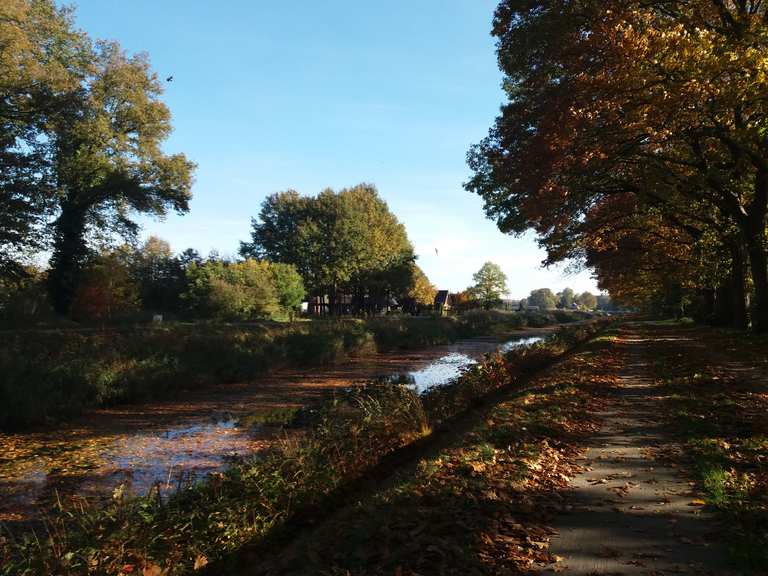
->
[[468, 1, 768, 316]]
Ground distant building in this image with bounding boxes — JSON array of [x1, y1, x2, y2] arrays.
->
[[303, 292, 399, 316], [304, 293, 354, 315], [434, 290, 452, 315]]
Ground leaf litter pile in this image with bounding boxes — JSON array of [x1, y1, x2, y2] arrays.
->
[[236, 335, 621, 575]]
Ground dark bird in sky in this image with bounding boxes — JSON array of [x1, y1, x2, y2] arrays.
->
[[166, 75, 173, 82], [435, 248, 439, 256]]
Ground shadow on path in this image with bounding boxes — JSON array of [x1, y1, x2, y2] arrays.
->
[[534, 325, 734, 575]]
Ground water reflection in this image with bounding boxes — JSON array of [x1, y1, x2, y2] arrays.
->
[[386, 352, 476, 393], [500, 335, 544, 353], [0, 417, 268, 526], [101, 418, 254, 494], [385, 335, 544, 394]]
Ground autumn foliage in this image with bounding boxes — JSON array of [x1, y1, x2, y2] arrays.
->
[[468, 1, 768, 330]]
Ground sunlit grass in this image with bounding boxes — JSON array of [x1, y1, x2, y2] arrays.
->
[[654, 333, 768, 572]]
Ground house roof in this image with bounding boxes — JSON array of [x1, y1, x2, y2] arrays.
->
[[435, 290, 451, 306]]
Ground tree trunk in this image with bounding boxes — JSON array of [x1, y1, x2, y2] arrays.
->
[[713, 283, 731, 326], [729, 242, 749, 330], [747, 236, 768, 332], [328, 286, 337, 316], [700, 288, 715, 322], [48, 203, 89, 316], [745, 170, 768, 333]]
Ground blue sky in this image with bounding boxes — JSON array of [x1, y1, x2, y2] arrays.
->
[[69, 0, 598, 298]]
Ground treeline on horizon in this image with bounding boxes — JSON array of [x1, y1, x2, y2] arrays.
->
[[1, 229, 614, 327], [0, 183, 446, 326], [466, 1, 768, 332]]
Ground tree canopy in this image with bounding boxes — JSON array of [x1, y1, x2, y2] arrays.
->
[[184, 259, 290, 321], [241, 184, 418, 314], [0, 0, 195, 314], [471, 262, 509, 309], [467, 0, 768, 330], [527, 288, 557, 310], [407, 264, 438, 308], [0, 0, 89, 278], [557, 288, 575, 309]]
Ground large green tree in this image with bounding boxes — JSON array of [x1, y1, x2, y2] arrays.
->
[[471, 262, 508, 309], [557, 288, 575, 309], [575, 291, 598, 311], [241, 184, 415, 314], [46, 40, 195, 314], [527, 288, 557, 310], [1, 0, 195, 315], [0, 0, 88, 278]]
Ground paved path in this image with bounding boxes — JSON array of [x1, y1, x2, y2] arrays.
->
[[536, 329, 733, 575]]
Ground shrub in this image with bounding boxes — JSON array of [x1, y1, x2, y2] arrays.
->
[[366, 317, 458, 350], [284, 327, 346, 365], [0, 274, 54, 328], [523, 312, 553, 328], [553, 310, 578, 323], [183, 259, 281, 320], [70, 253, 140, 323], [457, 309, 525, 336], [269, 263, 305, 320]]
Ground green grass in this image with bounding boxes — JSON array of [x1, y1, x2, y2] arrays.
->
[[658, 365, 768, 572]]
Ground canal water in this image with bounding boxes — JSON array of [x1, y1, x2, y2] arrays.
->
[[384, 335, 543, 393], [0, 333, 545, 526]]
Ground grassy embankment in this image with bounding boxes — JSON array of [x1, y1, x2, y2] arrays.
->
[[0, 320, 608, 575], [650, 325, 768, 572], [0, 309, 594, 430], [230, 328, 622, 575]]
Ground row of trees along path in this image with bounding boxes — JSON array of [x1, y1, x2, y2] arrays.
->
[[467, 2, 768, 332]]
